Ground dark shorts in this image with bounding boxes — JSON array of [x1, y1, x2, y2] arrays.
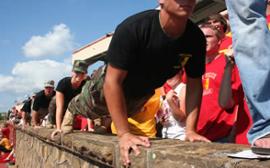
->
[[23, 111, 31, 123], [0, 146, 11, 153], [36, 108, 49, 120], [67, 65, 153, 119]]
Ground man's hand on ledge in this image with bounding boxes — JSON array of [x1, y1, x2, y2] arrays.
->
[[185, 131, 211, 143], [119, 132, 150, 166], [21, 123, 29, 130], [33, 125, 42, 129], [51, 129, 62, 140]]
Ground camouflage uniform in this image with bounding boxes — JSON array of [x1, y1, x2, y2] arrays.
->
[[62, 65, 153, 132], [67, 65, 108, 119]]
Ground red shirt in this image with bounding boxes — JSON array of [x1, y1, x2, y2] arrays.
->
[[215, 15, 269, 143], [219, 33, 232, 54], [197, 54, 243, 141], [73, 115, 88, 130], [163, 82, 172, 94], [1, 127, 10, 139]]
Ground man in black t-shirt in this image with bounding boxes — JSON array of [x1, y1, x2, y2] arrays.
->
[[58, 0, 210, 165], [20, 92, 36, 126], [104, 1, 211, 164], [32, 80, 55, 127], [49, 60, 88, 132]]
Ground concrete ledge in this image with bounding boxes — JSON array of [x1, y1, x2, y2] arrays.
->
[[15, 127, 270, 168]]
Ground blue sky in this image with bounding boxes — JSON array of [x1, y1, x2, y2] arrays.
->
[[0, 0, 157, 112]]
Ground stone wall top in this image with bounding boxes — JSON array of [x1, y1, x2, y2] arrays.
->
[[16, 127, 270, 168]]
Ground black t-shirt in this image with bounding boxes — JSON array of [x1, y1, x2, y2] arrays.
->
[[33, 90, 55, 111], [56, 77, 85, 109], [21, 99, 32, 114], [106, 10, 206, 98]]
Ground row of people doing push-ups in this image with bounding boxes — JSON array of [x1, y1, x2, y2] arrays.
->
[[8, 2, 270, 165], [14, 11, 270, 145]]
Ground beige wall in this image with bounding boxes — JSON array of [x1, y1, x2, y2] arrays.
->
[[72, 34, 113, 64]]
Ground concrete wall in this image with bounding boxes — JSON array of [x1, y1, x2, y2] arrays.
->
[[15, 127, 270, 168]]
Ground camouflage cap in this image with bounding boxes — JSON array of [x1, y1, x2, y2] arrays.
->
[[72, 60, 88, 73], [44, 80, 55, 88]]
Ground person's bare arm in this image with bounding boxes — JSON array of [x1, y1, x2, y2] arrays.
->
[[21, 110, 28, 128], [103, 65, 129, 136], [218, 57, 235, 109], [21, 111, 26, 125], [179, 85, 186, 118], [166, 90, 186, 122], [31, 110, 39, 127], [51, 92, 65, 139], [103, 64, 150, 166], [87, 118, 94, 132], [55, 91, 65, 130], [185, 77, 210, 142]]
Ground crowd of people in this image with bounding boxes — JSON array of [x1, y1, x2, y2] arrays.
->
[[0, 119, 15, 164], [5, 0, 270, 166]]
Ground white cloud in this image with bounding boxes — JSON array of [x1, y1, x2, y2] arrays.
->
[[0, 59, 71, 93], [63, 56, 72, 65], [22, 24, 76, 58]]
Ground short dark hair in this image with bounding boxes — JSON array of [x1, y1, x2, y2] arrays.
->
[[205, 14, 228, 33], [199, 23, 223, 40]]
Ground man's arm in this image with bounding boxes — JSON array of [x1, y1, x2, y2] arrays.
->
[[219, 49, 236, 109], [32, 98, 40, 127], [87, 118, 94, 132], [31, 110, 39, 127], [166, 90, 186, 122], [55, 91, 65, 130], [103, 65, 129, 136], [185, 77, 210, 142], [103, 64, 150, 166], [20, 101, 30, 127], [218, 59, 235, 109], [21, 111, 27, 127]]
